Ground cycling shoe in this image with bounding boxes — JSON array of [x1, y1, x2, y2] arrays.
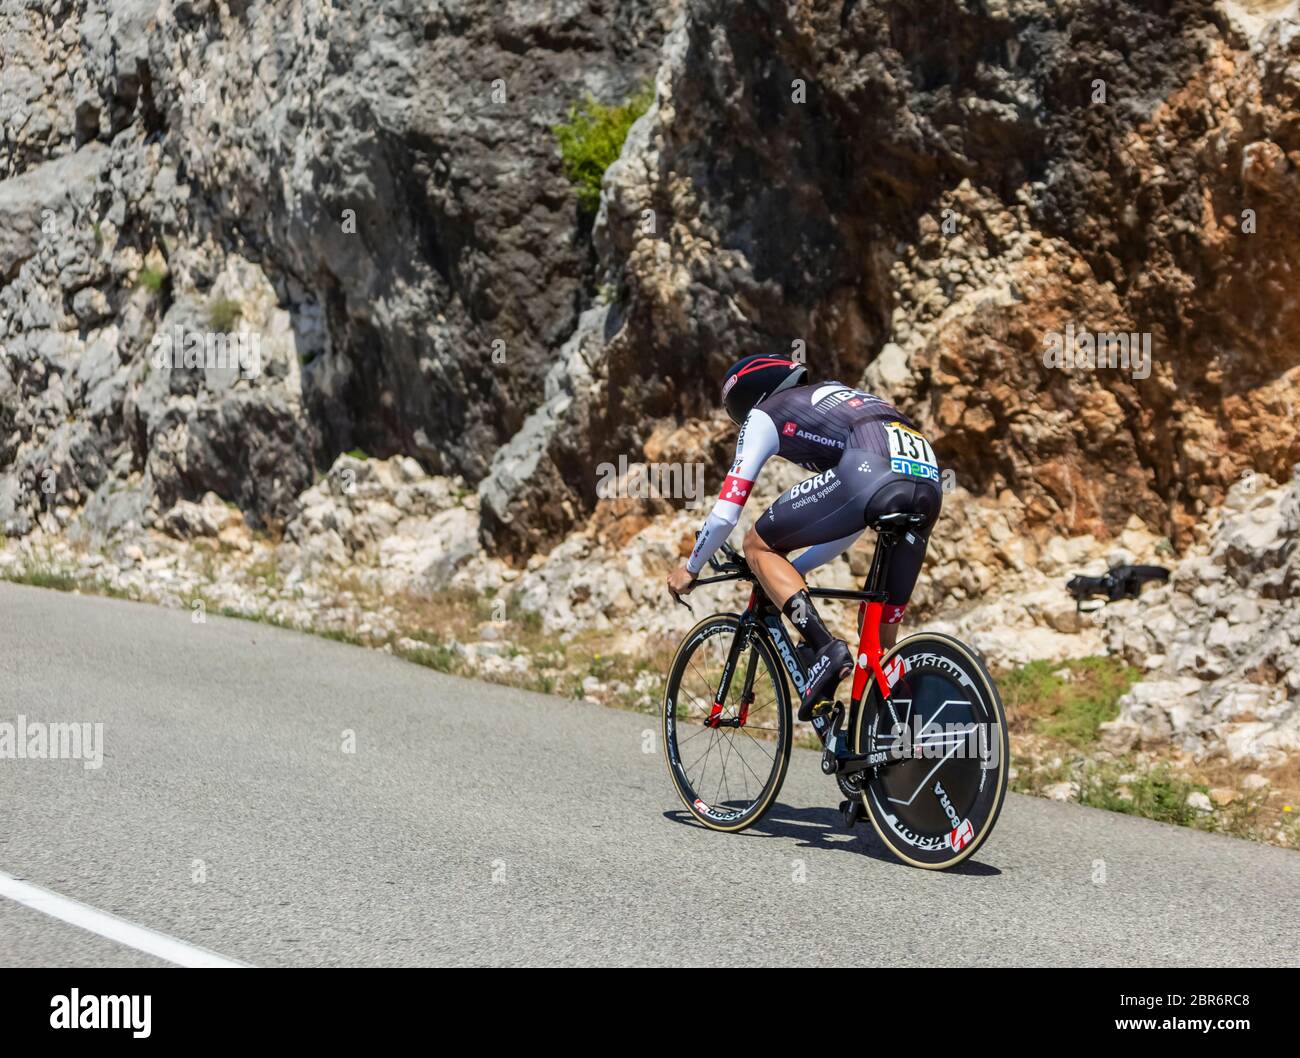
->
[[798, 639, 852, 722]]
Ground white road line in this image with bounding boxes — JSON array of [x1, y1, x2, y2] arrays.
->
[[0, 869, 250, 968]]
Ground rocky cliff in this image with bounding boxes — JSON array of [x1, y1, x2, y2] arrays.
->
[[4, 1, 1299, 551], [1, 0, 670, 538], [481, 0, 1300, 555]]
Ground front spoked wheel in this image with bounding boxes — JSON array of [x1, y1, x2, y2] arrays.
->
[[852, 632, 1008, 869], [663, 614, 792, 832]]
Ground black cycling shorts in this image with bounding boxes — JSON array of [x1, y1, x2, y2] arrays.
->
[[755, 447, 941, 615]]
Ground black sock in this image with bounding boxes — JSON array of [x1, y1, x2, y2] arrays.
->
[[782, 589, 833, 651]]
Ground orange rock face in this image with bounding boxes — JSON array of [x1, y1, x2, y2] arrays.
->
[[474, 1, 1300, 559]]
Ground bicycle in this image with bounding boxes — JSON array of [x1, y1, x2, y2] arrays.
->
[[662, 513, 1009, 869]]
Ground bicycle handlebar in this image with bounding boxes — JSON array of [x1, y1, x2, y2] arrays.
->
[[692, 571, 750, 587], [692, 545, 885, 603], [708, 541, 745, 572]]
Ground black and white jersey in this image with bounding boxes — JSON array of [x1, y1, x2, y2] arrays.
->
[[685, 381, 923, 574], [752, 382, 914, 472]]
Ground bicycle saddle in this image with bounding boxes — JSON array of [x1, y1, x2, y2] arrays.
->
[[869, 511, 929, 532]]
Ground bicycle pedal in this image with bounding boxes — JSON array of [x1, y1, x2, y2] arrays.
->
[[839, 799, 864, 828]]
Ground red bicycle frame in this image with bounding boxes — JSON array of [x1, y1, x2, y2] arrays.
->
[[851, 601, 891, 706]]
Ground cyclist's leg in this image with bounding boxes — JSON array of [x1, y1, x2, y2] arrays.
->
[[751, 454, 942, 648], [740, 523, 805, 607], [790, 531, 865, 577], [861, 476, 942, 648], [746, 466, 869, 607], [749, 466, 874, 715]]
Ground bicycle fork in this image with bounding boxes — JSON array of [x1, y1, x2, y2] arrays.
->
[[706, 600, 762, 729]]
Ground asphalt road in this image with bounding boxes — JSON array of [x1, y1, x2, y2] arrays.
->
[[1, 581, 1296, 967]]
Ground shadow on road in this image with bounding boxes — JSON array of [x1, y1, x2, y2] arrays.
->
[[663, 805, 1002, 876]]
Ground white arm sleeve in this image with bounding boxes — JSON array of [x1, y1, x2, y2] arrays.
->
[[686, 409, 779, 574], [791, 530, 864, 576]]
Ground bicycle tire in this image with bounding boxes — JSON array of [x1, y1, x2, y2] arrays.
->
[[662, 613, 793, 833]]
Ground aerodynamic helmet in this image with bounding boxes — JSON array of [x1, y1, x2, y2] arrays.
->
[[720, 355, 808, 425]]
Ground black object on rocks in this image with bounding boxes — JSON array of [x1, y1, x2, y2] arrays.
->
[[1066, 564, 1171, 611]]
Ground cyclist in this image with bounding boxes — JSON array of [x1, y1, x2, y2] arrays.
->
[[666, 355, 942, 721]]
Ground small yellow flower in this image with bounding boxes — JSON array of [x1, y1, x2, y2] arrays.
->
[[1284, 805, 1293, 813]]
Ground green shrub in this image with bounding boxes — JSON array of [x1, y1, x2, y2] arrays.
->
[[208, 297, 243, 331], [1001, 655, 1138, 746], [399, 639, 461, 675], [318, 626, 366, 647], [136, 266, 166, 293], [506, 594, 544, 633], [5, 568, 80, 592], [553, 85, 654, 214], [1078, 764, 1208, 828]]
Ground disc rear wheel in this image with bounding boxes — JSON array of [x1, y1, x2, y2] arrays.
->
[[853, 633, 1008, 869]]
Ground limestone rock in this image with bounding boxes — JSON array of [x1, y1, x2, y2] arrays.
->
[[1102, 471, 1300, 763]]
